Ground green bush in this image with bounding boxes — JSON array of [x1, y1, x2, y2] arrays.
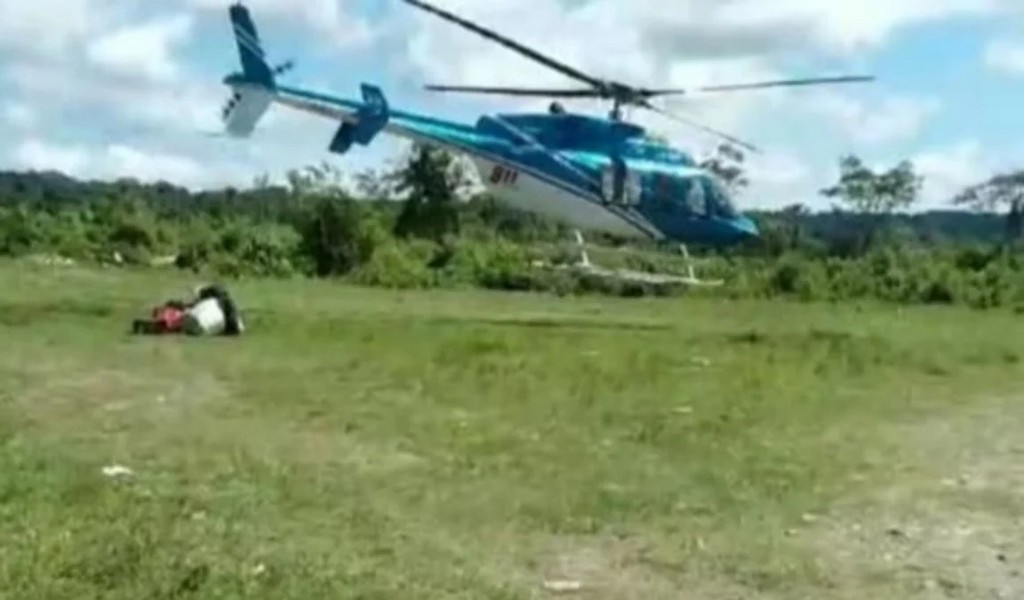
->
[[297, 198, 388, 277], [436, 239, 533, 290], [348, 240, 437, 289], [2, 169, 1023, 311]]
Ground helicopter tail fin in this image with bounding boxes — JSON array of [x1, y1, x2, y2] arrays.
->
[[229, 3, 275, 88], [221, 3, 294, 138]]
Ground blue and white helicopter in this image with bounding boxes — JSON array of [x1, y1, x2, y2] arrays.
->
[[219, 1, 873, 285]]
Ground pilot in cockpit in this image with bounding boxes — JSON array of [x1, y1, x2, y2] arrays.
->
[[548, 101, 566, 114]]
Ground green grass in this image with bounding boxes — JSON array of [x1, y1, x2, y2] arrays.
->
[[2, 259, 1023, 599]]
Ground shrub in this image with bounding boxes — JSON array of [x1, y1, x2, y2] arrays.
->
[[348, 240, 437, 289], [2, 169, 1023, 312]]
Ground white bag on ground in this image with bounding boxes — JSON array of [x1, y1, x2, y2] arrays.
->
[[183, 297, 226, 335]]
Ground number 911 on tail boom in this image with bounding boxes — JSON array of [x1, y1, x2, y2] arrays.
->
[[219, 1, 873, 285]]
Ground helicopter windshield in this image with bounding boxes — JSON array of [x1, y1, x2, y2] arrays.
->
[[644, 171, 738, 220], [703, 175, 738, 219]]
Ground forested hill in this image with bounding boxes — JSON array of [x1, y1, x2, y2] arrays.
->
[[0, 169, 1007, 245], [746, 209, 1006, 246]]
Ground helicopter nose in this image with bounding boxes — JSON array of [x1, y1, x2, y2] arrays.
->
[[733, 215, 759, 239]]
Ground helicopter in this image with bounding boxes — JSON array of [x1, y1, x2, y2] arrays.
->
[[219, 0, 874, 285]]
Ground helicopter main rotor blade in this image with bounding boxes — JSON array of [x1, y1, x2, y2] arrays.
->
[[424, 84, 602, 97], [641, 101, 761, 155], [635, 88, 689, 97], [403, 0, 602, 89], [695, 75, 875, 93]]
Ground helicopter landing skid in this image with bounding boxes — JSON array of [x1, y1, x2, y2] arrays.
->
[[538, 231, 724, 288]]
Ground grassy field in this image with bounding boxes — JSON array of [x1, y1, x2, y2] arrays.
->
[[1, 259, 1022, 599]]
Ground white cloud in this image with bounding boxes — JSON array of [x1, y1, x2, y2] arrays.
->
[[182, 0, 376, 49], [985, 38, 1024, 75], [748, 152, 812, 187], [729, 151, 817, 211], [3, 102, 37, 130], [400, 0, 1003, 85], [3, 61, 224, 135], [913, 140, 993, 208], [808, 93, 941, 144], [909, 139, 1024, 209], [86, 14, 194, 83], [717, 0, 1002, 53], [1, 39, 372, 190], [14, 139, 90, 175], [0, 0, 96, 56], [104, 144, 208, 185], [12, 137, 250, 189]]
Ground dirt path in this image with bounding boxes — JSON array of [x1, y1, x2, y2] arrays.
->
[[798, 395, 1024, 599]]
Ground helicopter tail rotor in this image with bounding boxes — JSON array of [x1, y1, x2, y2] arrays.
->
[[272, 59, 296, 77]]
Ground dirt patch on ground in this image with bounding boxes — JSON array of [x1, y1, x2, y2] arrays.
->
[[519, 535, 768, 600], [796, 396, 1024, 599]]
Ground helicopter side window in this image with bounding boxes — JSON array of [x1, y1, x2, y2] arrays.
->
[[624, 170, 642, 206], [683, 177, 708, 217], [650, 172, 675, 210], [705, 176, 737, 218]]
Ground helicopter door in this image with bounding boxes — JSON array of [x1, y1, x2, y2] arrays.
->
[[600, 164, 615, 203], [624, 170, 641, 206], [600, 158, 641, 207]]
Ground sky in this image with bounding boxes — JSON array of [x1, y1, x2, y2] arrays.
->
[[2, 0, 1024, 211]]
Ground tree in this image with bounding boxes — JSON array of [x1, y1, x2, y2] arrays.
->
[[252, 172, 272, 190], [284, 162, 351, 199], [820, 155, 921, 215], [819, 155, 922, 253], [699, 143, 749, 196], [953, 170, 1024, 244], [297, 196, 385, 277], [781, 202, 810, 248], [353, 167, 393, 200], [390, 144, 471, 242], [278, 161, 387, 276]]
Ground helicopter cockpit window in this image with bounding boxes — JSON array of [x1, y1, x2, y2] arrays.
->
[[704, 176, 737, 218]]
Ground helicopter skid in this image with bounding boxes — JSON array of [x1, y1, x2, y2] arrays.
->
[[550, 262, 723, 288], [534, 230, 724, 289]]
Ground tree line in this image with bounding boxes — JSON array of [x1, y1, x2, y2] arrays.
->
[[0, 142, 1022, 310]]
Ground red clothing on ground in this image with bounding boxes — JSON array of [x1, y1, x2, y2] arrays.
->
[[152, 305, 186, 333]]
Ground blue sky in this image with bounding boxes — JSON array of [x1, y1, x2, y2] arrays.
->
[[1, 0, 1023, 210]]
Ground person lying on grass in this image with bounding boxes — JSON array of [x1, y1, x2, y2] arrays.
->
[[132, 283, 244, 336]]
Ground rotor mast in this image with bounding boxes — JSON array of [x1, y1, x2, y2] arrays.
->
[[610, 96, 623, 122]]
